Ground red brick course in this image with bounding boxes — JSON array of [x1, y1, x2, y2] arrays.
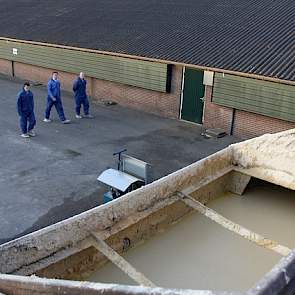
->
[[10, 61, 182, 119], [92, 65, 182, 118], [0, 58, 12, 76], [3, 59, 293, 138], [234, 110, 295, 139], [203, 85, 295, 139], [203, 85, 233, 133], [14, 62, 79, 93]]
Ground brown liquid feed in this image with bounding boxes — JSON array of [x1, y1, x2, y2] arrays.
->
[[88, 182, 295, 292]]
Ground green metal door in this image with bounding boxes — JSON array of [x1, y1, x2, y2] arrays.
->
[[181, 68, 205, 124]]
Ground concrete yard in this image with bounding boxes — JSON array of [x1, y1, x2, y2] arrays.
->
[[0, 75, 237, 244]]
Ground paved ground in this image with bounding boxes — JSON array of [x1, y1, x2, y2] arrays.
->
[[0, 75, 238, 244]]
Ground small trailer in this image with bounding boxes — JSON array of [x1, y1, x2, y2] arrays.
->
[[97, 149, 152, 203]]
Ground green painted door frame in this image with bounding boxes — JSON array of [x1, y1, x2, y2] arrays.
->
[[181, 68, 205, 124]]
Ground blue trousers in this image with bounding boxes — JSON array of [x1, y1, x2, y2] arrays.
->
[[75, 96, 89, 115], [20, 112, 36, 134], [45, 99, 66, 121]]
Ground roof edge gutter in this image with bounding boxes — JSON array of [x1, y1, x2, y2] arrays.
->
[[1, 36, 295, 87]]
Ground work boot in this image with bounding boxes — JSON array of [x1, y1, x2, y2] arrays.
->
[[43, 118, 51, 123], [84, 114, 94, 118], [28, 130, 36, 137], [62, 119, 71, 124], [75, 114, 82, 119], [21, 133, 30, 138]]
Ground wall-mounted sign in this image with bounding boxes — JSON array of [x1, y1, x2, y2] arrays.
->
[[203, 71, 214, 86], [12, 48, 18, 55]]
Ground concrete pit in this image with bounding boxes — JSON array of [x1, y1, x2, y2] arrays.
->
[[0, 129, 294, 295]]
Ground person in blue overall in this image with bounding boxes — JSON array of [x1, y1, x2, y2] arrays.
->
[[44, 72, 70, 124], [73, 72, 93, 119], [17, 82, 36, 138]]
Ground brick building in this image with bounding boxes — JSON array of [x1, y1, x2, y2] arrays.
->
[[0, 0, 294, 138]]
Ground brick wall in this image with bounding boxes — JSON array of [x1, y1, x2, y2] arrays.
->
[[203, 85, 233, 133], [8, 61, 182, 119], [14, 62, 80, 93], [234, 110, 295, 138], [0, 58, 12, 76], [203, 85, 295, 139], [5, 59, 293, 138], [92, 65, 182, 118]]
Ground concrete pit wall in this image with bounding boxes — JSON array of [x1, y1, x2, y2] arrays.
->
[[248, 249, 295, 295], [0, 129, 294, 294], [0, 274, 237, 295], [231, 129, 295, 190], [0, 147, 232, 276], [36, 173, 230, 280]]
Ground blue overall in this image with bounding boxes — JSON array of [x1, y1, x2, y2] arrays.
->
[[45, 79, 66, 121], [17, 89, 36, 134], [73, 78, 89, 115]]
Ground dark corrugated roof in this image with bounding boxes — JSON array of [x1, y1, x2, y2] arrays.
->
[[0, 0, 294, 81]]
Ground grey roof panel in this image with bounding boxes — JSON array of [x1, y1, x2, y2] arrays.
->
[[0, 0, 294, 81]]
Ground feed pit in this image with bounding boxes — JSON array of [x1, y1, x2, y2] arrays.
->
[[89, 182, 295, 291], [0, 129, 294, 295]]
